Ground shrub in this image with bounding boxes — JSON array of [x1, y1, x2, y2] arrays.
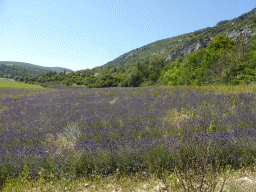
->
[[40, 84, 48, 88], [230, 79, 240, 85]]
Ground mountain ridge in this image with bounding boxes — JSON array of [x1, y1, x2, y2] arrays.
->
[[97, 8, 256, 70]]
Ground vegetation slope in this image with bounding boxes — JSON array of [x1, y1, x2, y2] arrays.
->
[[16, 8, 256, 89]]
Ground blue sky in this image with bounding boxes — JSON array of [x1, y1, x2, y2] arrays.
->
[[0, 0, 255, 71]]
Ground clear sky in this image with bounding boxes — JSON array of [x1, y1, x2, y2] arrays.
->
[[0, 0, 255, 71]]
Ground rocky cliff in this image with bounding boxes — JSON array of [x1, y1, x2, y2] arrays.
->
[[165, 9, 256, 62]]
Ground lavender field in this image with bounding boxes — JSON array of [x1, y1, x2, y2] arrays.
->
[[1, 86, 256, 190]]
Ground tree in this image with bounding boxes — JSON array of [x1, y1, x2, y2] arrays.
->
[[137, 62, 150, 78], [24, 77, 30, 83], [15, 76, 21, 81], [98, 74, 119, 87], [207, 34, 235, 52], [199, 35, 235, 84], [129, 69, 144, 87], [163, 67, 181, 85], [149, 71, 159, 83], [75, 76, 84, 85]]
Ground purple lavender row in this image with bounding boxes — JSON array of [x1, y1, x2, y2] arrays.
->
[[0, 87, 256, 181]]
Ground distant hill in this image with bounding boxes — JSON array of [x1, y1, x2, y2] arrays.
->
[[0, 61, 74, 78], [45, 67, 74, 73]]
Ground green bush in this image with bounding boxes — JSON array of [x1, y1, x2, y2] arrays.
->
[[230, 79, 240, 85], [66, 81, 73, 86], [40, 84, 48, 88]]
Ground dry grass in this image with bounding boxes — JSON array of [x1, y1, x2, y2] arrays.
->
[[2, 168, 256, 192]]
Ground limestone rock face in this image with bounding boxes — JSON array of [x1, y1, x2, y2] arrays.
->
[[165, 23, 256, 62], [195, 38, 209, 51], [224, 25, 256, 43], [166, 38, 209, 61]]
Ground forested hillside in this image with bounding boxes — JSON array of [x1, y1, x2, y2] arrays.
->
[[0, 61, 74, 79], [17, 8, 256, 87]]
